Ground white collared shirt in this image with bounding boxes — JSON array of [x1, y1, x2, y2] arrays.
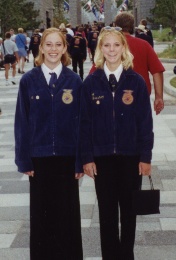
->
[[104, 62, 123, 82], [41, 63, 62, 85]]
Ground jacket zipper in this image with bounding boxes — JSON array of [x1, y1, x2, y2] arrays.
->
[[112, 92, 116, 154], [51, 94, 55, 155]]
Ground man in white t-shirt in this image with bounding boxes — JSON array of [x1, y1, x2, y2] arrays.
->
[[10, 29, 16, 42], [1, 32, 19, 85], [66, 24, 74, 36]]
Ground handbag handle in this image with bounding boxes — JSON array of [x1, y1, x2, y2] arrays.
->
[[140, 175, 155, 191], [2, 43, 6, 55], [149, 175, 154, 190]]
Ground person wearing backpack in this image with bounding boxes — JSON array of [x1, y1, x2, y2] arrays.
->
[[29, 29, 41, 67], [70, 29, 87, 80]]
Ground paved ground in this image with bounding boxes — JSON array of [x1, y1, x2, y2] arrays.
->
[[0, 45, 176, 259]]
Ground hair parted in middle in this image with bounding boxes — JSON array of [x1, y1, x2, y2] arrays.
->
[[94, 29, 133, 70], [35, 27, 71, 67]]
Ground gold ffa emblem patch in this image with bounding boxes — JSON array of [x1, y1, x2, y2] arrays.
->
[[62, 89, 73, 104], [122, 90, 134, 105]]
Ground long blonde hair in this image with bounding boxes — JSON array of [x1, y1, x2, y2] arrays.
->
[[35, 27, 71, 66], [94, 28, 133, 70]]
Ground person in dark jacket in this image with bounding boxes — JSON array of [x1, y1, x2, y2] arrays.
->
[[70, 29, 87, 80], [29, 29, 41, 67], [87, 24, 99, 62], [140, 19, 154, 46], [135, 24, 153, 47], [14, 28, 83, 260], [77, 27, 154, 260]]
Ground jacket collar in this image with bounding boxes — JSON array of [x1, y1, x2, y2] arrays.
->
[[92, 67, 135, 82]]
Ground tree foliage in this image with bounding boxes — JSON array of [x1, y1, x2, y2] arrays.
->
[[150, 0, 176, 34], [53, 0, 68, 27], [0, 0, 41, 37]]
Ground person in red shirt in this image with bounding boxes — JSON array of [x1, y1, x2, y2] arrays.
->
[[115, 12, 165, 115]]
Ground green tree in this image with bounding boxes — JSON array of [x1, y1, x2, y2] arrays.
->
[[53, 0, 68, 27], [150, 0, 176, 34], [0, 0, 41, 37]]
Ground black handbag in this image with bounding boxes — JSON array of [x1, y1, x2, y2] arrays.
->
[[132, 175, 160, 215]]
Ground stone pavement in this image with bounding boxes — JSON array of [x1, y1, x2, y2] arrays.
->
[[0, 48, 176, 260]]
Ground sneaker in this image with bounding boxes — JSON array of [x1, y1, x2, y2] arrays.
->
[[18, 69, 21, 73], [6, 81, 10, 86], [21, 71, 25, 74], [11, 79, 16, 85]]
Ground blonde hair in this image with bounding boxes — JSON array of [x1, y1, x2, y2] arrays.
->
[[59, 23, 66, 29], [35, 27, 71, 66], [94, 29, 133, 70], [18, 28, 24, 33]]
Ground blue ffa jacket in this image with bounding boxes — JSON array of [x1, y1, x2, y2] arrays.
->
[[15, 66, 83, 173], [78, 68, 154, 165]]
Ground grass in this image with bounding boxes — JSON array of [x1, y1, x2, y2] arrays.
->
[[152, 28, 175, 42], [152, 28, 176, 59], [152, 28, 176, 87], [157, 45, 176, 59], [170, 77, 176, 88]]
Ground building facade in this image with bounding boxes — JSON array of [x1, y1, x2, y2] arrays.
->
[[133, 0, 155, 27], [30, 0, 54, 29], [28, 0, 156, 29]]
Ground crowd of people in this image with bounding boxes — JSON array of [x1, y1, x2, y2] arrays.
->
[[0, 12, 165, 260]]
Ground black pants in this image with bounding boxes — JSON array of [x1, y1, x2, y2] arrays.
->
[[32, 50, 39, 67], [90, 48, 95, 63], [72, 57, 84, 80], [30, 156, 83, 260], [94, 155, 142, 260]]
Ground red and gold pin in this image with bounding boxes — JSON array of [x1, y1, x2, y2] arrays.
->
[[122, 90, 134, 105]]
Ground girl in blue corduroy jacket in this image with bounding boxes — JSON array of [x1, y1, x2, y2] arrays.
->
[[14, 28, 83, 260], [77, 27, 154, 260]]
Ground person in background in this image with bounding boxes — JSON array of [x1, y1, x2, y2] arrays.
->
[[59, 28, 73, 56], [14, 27, 83, 260], [0, 37, 3, 51], [66, 23, 74, 37], [140, 19, 154, 45], [0, 37, 3, 69], [78, 27, 154, 260], [15, 27, 27, 74], [115, 12, 165, 115], [87, 24, 99, 62], [1, 32, 19, 85], [59, 22, 66, 30], [24, 32, 31, 62], [39, 28, 45, 37], [29, 29, 41, 67], [135, 24, 153, 47], [9, 28, 16, 42], [70, 27, 87, 80]]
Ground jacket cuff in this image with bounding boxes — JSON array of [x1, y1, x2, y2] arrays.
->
[[15, 160, 34, 173], [140, 152, 152, 164], [82, 153, 94, 165]]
